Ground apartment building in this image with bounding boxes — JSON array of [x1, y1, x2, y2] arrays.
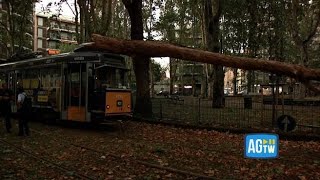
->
[[175, 60, 203, 96], [34, 12, 78, 56]]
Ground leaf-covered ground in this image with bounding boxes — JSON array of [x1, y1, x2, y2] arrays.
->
[[0, 120, 319, 179]]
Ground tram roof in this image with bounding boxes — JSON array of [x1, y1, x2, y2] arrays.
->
[[0, 50, 127, 70]]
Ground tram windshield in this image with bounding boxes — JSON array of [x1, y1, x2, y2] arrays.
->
[[94, 65, 129, 89]]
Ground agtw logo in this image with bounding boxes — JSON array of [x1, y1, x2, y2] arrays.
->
[[245, 134, 279, 159]]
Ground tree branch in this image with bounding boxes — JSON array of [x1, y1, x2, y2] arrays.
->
[[303, 8, 320, 44], [0, 21, 10, 34]]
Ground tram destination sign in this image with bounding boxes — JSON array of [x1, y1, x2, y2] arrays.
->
[[69, 56, 100, 63]]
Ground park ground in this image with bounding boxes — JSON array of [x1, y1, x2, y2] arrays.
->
[[0, 119, 319, 179]]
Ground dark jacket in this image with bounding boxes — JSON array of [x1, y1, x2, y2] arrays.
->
[[0, 89, 13, 114]]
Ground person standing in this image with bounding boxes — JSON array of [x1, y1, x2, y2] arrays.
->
[[0, 83, 13, 133], [17, 87, 30, 136]]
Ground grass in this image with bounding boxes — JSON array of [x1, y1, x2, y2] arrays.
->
[[150, 97, 320, 133]]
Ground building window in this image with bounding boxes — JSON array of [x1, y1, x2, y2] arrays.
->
[[38, 28, 43, 37], [72, 35, 77, 41], [67, 33, 72, 40], [50, 32, 60, 39], [37, 39, 43, 48], [48, 41, 57, 49], [38, 17, 43, 26], [61, 23, 66, 30], [61, 32, 68, 40]]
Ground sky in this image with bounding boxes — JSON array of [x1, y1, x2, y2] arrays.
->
[[35, 0, 170, 71]]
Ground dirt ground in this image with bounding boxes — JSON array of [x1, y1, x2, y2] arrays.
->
[[0, 119, 319, 179]]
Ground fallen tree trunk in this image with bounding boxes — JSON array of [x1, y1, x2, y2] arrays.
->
[[89, 34, 320, 83]]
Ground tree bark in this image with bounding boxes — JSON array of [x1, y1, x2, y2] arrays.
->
[[122, 0, 152, 117], [100, 0, 113, 35], [75, 0, 80, 42], [79, 0, 85, 43], [200, 66, 207, 98], [90, 34, 320, 88], [5, 0, 14, 55], [90, 0, 97, 33], [84, 0, 91, 41], [169, 58, 174, 94], [233, 68, 237, 95], [203, 0, 224, 108], [150, 61, 154, 97], [246, 0, 258, 94]]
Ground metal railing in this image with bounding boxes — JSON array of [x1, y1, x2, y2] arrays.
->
[[133, 95, 320, 134]]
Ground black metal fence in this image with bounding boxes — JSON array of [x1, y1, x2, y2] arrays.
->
[[134, 95, 320, 134]]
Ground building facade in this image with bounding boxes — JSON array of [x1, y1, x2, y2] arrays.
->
[[34, 13, 78, 56], [175, 60, 203, 96]]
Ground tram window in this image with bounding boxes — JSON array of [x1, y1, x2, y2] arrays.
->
[[95, 66, 128, 89], [21, 69, 39, 89], [40, 67, 60, 89], [71, 72, 80, 82]]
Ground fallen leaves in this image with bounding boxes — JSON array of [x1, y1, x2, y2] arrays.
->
[[0, 120, 319, 179]]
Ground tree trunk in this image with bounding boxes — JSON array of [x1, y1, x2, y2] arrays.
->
[[205, 64, 213, 99], [105, 0, 113, 35], [200, 66, 207, 98], [169, 57, 174, 94], [79, 0, 85, 43], [212, 66, 224, 107], [5, 1, 14, 55], [90, 0, 97, 33], [18, 2, 28, 50], [247, 0, 258, 94], [192, 63, 196, 96], [150, 60, 154, 97], [233, 68, 237, 95], [122, 0, 152, 117], [203, 0, 224, 108], [289, 0, 320, 97], [247, 71, 254, 93], [207, 82, 213, 99], [91, 34, 320, 88], [75, 0, 80, 42], [84, 0, 91, 41]]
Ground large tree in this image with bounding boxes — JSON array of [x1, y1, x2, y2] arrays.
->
[[0, 0, 34, 58], [122, 0, 152, 117], [203, 0, 224, 108]]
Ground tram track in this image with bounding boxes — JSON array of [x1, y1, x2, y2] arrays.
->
[[0, 138, 97, 180], [31, 121, 318, 166], [27, 123, 215, 179]]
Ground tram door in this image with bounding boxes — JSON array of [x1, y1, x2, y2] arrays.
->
[[62, 63, 89, 122]]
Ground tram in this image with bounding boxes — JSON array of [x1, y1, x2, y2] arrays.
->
[[0, 47, 132, 123]]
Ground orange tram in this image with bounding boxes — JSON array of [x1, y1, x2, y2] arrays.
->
[[0, 47, 132, 123]]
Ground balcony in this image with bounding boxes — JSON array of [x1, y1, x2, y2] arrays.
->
[[47, 35, 61, 41], [49, 24, 76, 33], [60, 26, 76, 33], [60, 39, 78, 44], [49, 25, 60, 31]]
